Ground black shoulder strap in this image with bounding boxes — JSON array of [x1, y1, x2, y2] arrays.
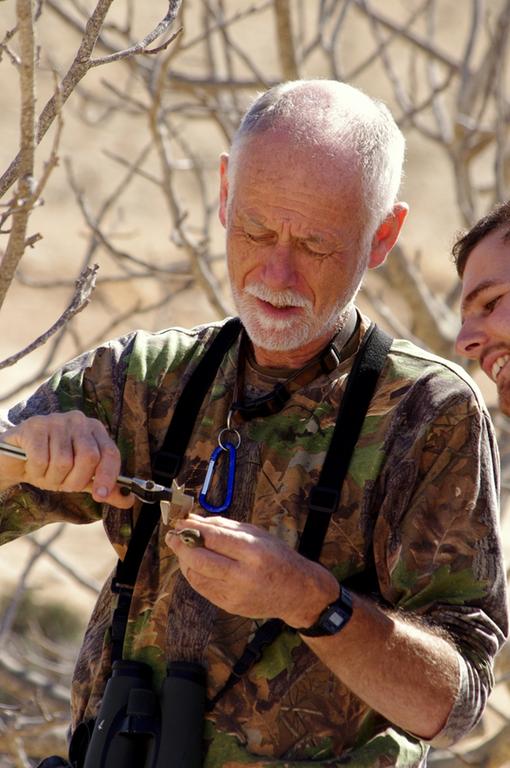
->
[[110, 318, 242, 663], [152, 317, 243, 485], [300, 323, 393, 561]]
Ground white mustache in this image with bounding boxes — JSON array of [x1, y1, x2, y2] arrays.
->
[[244, 283, 312, 310]]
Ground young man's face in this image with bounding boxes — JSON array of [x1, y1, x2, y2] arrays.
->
[[456, 228, 510, 415]]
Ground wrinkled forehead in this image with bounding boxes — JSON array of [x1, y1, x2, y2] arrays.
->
[[233, 130, 361, 188], [230, 131, 364, 227]]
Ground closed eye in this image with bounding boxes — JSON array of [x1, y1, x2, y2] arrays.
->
[[244, 231, 276, 245], [298, 239, 334, 257]]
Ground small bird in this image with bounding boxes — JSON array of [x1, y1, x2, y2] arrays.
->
[[167, 527, 204, 547]]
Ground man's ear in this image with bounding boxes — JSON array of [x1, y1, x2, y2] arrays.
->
[[219, 153, 229, 228], [368, 203, 409, 269]]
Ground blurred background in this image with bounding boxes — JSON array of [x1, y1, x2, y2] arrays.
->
[[0, 0, 509, 765]]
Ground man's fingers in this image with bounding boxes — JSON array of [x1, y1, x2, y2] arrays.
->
[[0, 413, 129, 505], [88, 424, 122, 498], [93, 484, 135, 508], [167, 533, 235, 582], [177, 514, 265, 559], [44, 430, 75, 487]]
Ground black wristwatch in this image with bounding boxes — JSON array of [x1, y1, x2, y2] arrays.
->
[[297, 587, 353, 637]]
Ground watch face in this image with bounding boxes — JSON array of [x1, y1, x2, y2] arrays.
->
[[297, 589, 353, 637], [324, 608, 349, 634]]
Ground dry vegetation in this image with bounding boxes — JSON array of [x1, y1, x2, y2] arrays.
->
[[0, 0, 510, 765]]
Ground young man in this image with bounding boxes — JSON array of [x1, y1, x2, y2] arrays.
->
[[454, 200, 510, 415], [1, 81, 507, 768]]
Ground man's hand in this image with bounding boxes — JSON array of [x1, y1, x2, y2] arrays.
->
[[0, 411, 133, 508], [165, 513, 339, 628], [167, 512, 460, 740]]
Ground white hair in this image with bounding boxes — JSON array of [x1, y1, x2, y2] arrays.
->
[[229, 79, 405, 238]]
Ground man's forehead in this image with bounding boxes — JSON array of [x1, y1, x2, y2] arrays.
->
[[235, 130, 359, 180], [460, 229, 510, 307]]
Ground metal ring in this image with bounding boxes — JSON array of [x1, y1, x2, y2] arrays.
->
[[218, 427, 241, 450]]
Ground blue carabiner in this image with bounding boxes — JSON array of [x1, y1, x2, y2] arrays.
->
[[199, 441, 236, 514]]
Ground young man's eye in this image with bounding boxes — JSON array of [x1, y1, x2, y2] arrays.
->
[[484, 295, 502, 312]]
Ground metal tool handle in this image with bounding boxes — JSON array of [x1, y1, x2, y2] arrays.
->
[[0, 440, 186, 506], [0, 442, 146, 498], [0, 441, 27, 460]]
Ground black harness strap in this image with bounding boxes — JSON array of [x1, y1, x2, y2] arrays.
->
[[300, 323, 393, 562], [151, 317, 243, 486], [110, 318, 242, 663]]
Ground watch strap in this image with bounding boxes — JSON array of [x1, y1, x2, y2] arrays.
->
[[297, 587, 353, 637]]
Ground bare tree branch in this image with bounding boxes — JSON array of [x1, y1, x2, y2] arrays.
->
[[0, 0, 37, 312], [0, 265, 99, 370], [352, 0, 462, 72], [0, 0, 183, 199], [26, 533, 101, 596], [147, 46, 231, 317], [273, 0, 299, 80], [378, 245, 459, 359], [0, 526, 66, 645]]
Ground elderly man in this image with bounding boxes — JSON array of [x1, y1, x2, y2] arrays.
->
[[1, 81, 507, 768]]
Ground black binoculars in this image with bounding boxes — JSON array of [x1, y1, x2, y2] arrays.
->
[[63, 658, 207, 768]]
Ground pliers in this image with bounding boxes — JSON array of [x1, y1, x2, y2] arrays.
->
[[0, 440, 193, 509], [116, 475, 199, 544], [117, 474, 173, 504], [0, 440, 200, 543]]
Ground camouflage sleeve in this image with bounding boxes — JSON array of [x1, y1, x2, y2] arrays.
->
[[374, 386, 508, 748], [0, 333, 135, 544]]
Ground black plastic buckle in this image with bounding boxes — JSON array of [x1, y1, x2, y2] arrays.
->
[[111, 575, 134, 596], [320, 344, 341, 374], [152, 450, 181, 484], [232, 645, 263, 678], [308, 485, 339, 514], [110, 590, 132, 640]]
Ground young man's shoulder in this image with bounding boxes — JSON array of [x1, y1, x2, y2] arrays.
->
[[387, 336, 488, 414]]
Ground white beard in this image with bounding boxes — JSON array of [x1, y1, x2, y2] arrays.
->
[[232, 282, 354, 352]]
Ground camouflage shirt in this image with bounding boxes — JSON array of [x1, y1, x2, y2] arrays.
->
[[1, 316, 508, 768]]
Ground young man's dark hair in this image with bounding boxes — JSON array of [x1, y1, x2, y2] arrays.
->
[[453, 200, 510, 276]]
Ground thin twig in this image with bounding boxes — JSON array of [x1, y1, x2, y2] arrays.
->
[[26, 534, 101, 595], [0, 265, 99, 370], [0, 525, 66, 644]]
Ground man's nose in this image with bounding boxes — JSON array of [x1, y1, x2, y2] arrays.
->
[[455, 319, 486, 360], [262, 242, 297, 288]]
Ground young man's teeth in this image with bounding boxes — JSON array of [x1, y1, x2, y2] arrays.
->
[[492, 355, 510, 381]]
